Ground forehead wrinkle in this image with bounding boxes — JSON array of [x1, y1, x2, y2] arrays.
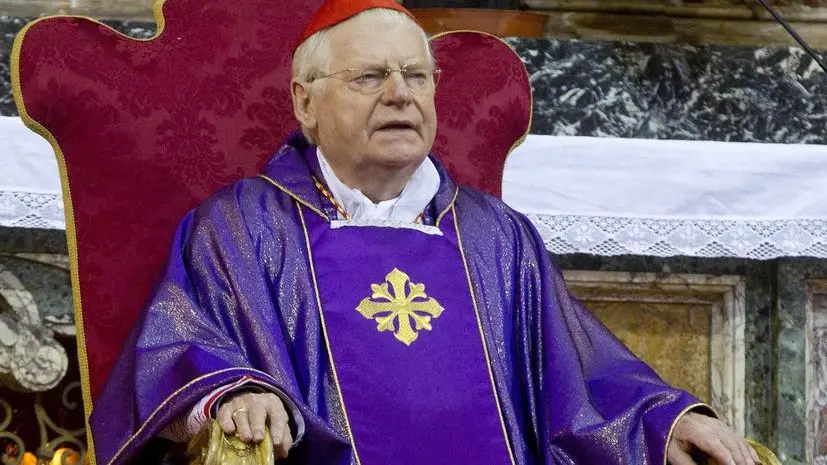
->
[[334, 50, 430, 71], [331, 34, 426, 63], [347, 58, 428, 70], [329, 21, 429, 69]]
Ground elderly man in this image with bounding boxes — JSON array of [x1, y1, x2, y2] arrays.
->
[[89, 1, 759, 464]]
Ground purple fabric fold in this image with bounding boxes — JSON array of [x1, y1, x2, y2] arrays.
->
[[89, 133, 703, 465]]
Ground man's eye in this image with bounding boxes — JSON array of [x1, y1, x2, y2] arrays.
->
[[404, 72, 428, 87], [354, 71, 383, 84]]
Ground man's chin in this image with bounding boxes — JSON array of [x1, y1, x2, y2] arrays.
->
[[369, 146, 429, 169]]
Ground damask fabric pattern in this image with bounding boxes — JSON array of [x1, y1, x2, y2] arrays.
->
[[13, 0, 531, 404]]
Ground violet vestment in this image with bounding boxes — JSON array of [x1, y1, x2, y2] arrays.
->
[[90, 133, 704, 465]]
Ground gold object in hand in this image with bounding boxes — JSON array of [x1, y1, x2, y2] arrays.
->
[[188, 419, 274, 465]]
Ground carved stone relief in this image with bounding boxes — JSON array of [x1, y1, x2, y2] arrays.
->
[[0, 254, 70, 392]]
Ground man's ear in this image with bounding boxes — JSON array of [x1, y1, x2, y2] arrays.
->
[[291, 80, 318, 132]]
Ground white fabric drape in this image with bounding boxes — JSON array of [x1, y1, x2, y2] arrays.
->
[[503, 135, 827, 259], [0, 116, 64, 229], [4, 115, 827, 259]]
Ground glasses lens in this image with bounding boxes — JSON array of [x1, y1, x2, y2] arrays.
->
[[347, 66, 440, 95]]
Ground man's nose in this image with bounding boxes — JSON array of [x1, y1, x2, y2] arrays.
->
[[380, 71, 413, 106]]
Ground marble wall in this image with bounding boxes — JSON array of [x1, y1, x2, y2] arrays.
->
[[781, 259, 827, 465], [0, 15, 25, 116], [1, 13, 826, 464], [807, 279, 827, 463], [508, 35, 827, 464], [565, 270, 747, 433], [557, 255, 778, 453], [508, 38, 827, 144]]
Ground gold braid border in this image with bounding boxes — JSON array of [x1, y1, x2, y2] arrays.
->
[[11, 1, 170, 463], [453, 205, 518, 465], [296, 205, 362, 465]]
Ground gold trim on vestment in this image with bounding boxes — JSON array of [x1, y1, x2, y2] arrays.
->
[[428, 30, 533, 195], [11, 1, 170, 463], [452, 206, 517, 465], [296, 205, 362, 465], [435, 187, 458, 227], [257, 175, 330, 221]]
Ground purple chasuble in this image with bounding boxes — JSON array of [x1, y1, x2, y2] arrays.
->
[[304, 211, 513, 465], [88, 132, 708, 465]]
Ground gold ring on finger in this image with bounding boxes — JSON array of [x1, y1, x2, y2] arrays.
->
[[231, 407, 249, 418]]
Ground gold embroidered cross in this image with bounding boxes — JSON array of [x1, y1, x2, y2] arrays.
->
[[356, 268, 444, 346]]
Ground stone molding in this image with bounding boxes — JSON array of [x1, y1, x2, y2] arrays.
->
[[563, 270, 747, 434]]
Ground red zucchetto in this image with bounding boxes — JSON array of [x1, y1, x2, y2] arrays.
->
[[295, 0, 418, 52]]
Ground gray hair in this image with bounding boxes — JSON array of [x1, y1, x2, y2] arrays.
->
[[291, 9, 434, 144], [292, 8, 434, 84]]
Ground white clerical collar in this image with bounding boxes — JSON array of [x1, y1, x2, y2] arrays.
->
[[316, 148, 440, 223]]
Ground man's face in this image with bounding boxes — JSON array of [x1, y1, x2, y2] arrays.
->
[[307, 16, 437, 175]]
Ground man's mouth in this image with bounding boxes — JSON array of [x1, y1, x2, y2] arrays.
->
[[377, 121, 417, 131]]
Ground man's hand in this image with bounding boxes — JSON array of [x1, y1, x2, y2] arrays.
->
[[667, 412, 759, 465], [217, 392, 293, 460]]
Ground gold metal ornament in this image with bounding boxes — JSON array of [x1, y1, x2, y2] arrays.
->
[[187, 420, 274, 465], [747, 439, 781, 465]]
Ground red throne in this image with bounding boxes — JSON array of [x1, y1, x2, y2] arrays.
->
[[11, 1, 531, 462]]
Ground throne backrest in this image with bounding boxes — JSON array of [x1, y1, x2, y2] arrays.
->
[[12, 0, 531, 415]]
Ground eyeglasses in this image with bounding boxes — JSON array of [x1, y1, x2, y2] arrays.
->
[[309, 63, 441, 95]]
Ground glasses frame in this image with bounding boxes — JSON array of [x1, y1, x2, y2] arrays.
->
[[309, 62, 442, 95]]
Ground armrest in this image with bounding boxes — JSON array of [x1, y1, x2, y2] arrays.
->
[[187, 420, 274, 465], [747, 439, 781, 465], [183, 419, 780, 465]]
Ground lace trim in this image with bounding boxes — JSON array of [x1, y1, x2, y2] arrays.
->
[[528, 214, 827, 259], [4, 190, 824, 259], [0, 191, 64, 229]]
